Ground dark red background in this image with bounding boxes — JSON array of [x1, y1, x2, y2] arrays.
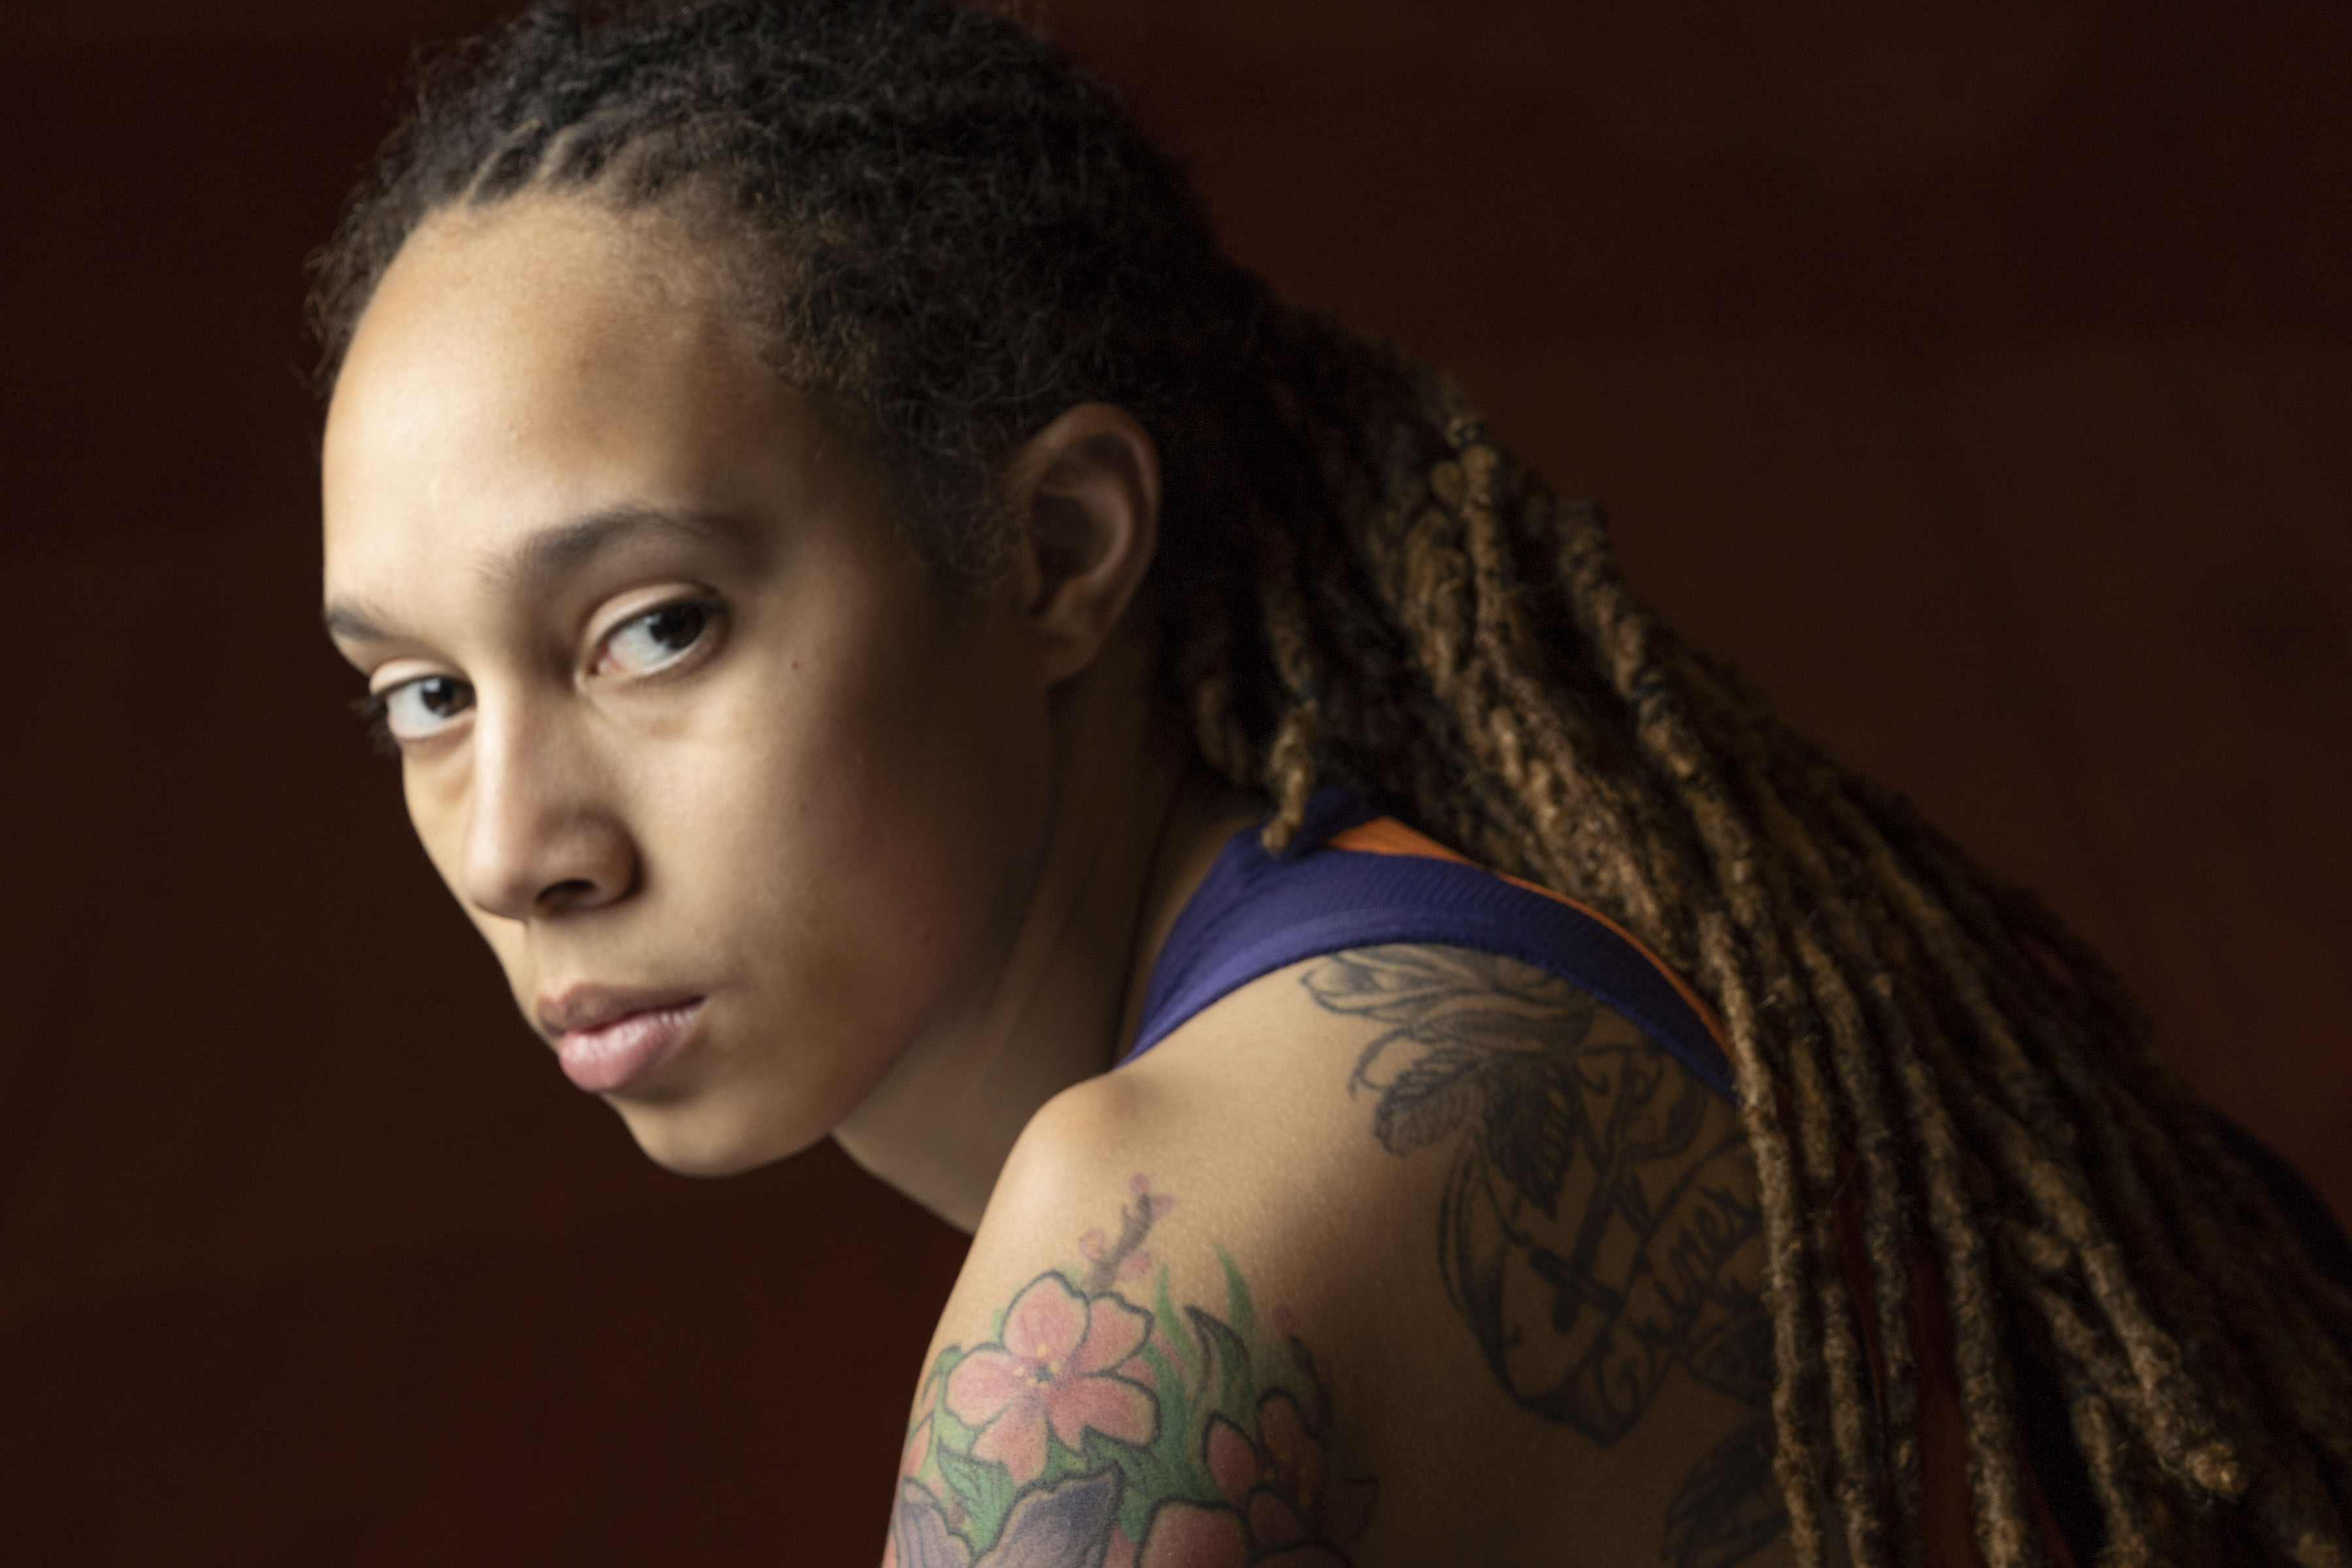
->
[[3, 1, 2347, 1561]]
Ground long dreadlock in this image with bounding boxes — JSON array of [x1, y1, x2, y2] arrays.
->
[[305, 1, 2352, 1560]]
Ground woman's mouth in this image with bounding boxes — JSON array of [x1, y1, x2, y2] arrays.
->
[[542, 992, 708, 1094]]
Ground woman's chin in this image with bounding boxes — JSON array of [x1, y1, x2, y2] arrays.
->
[[607, 1092, 826, 1179]]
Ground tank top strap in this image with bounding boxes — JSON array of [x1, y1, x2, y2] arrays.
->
[[1124, 789, 1735, 1099], [1126, 790, 2106, 1565]]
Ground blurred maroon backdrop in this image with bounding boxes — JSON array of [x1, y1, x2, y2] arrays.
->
[[3, 1, 2347, 1562]]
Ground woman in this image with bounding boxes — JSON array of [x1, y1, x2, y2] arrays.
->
[[309, 1, 2352, 1562]]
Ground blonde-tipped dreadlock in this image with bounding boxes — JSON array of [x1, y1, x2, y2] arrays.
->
[[1182, 303, 2352, 1567], [308, 3, 2352, 1560]]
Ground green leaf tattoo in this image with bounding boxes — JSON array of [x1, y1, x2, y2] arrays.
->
[[889, 1177, 1379, 1568]]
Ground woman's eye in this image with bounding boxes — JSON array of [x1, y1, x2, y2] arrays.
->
[[380, 675, 475, 742], [598, 600, 717, 677]]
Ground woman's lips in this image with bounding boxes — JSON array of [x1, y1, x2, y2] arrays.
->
[[550, 997, 706, 1094]]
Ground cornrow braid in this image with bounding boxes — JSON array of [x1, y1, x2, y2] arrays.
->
[[306, 2, 2352, 1560]]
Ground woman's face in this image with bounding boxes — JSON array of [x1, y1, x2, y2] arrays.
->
[[321, 198, 1054, 1175]]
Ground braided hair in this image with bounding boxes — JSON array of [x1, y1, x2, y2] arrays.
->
[[306, 3, 2352, 1561]]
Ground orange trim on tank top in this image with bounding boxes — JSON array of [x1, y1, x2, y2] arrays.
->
[[1326, 817, 1731, 1052]]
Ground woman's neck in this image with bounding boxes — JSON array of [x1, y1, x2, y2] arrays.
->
[[830, 632, 1260, 1232]]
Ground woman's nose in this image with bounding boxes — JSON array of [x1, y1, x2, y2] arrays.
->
[[457, 709, 636, 922]]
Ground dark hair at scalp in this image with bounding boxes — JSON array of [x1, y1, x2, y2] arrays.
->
[[308, 4, 2352, 1563], [308, 0, 1265, 587]]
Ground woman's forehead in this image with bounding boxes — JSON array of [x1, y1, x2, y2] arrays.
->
[[333, 199, 758, 436], [321, 201, 789, 568], [312, 205, 917, 677]]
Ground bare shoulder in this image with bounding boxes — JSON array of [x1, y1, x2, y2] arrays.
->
[[889, 945, 1791, 1568]]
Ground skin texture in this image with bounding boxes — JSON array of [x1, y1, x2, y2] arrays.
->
[[921, 955, 1789, 1567], [323, 198, 1791, 1563], [322, 196, 1243, 1220], [890, 1176, 1382, 1568]]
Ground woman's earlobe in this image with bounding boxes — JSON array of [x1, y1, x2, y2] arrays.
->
[[1011, 403, 1162, 679]]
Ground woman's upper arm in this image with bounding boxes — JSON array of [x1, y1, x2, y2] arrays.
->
[[884, 1059, 1393, 1568], [883, 945, 1784, 1568]]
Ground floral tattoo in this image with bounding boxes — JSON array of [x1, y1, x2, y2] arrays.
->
[[888, 1177, 1380, 1568]]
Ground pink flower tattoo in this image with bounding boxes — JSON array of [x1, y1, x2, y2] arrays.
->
[[1202, 1392, 1377, 1556], [945, 1273, 1159, 1482]]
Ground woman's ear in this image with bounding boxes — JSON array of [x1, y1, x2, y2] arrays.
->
[[1004, 402, 1161, 683]]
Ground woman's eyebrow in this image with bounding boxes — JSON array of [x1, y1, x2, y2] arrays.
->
[[484, 504, 747, 598], [323, 597, 401, 645], [323, 506, 746, 646]]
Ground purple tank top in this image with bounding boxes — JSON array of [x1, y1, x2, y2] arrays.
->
[[1119, 789, 2352, 1568], [1124, 789, 1735, 1099]]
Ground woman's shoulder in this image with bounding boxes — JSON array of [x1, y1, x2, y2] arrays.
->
[[889, 945, 1793, 1567]]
